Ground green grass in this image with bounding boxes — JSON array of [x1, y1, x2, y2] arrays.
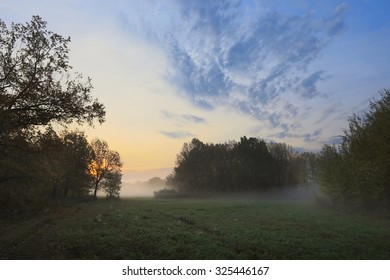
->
[[1, 198, 390, 259]]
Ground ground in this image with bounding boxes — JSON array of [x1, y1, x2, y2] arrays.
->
[[1, 198, 390, 259]]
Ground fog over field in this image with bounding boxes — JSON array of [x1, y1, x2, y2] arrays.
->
[[117, 178, 320, 202], [97, 182, 163, 198], [120, 183, 164, 198], [215, 184, 320, 203]]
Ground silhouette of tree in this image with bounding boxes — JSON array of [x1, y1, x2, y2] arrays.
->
[[89, 139, 122, 198], [0, 16, 105, 136], [61, 130, 93, 198], [102, 171, 122, 199], [319, 89, 390, 211], [0, 16, 106, 212], [0, 127, 95, 210], [169, 137, 311, 195]]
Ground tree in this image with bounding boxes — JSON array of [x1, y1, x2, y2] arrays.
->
[[318, 144, 346, 200], [318, 89, 390, 211], [102, 171, 122, 199], [61, 130, 93, 198], [0, 129, 48, 210], [0, 15, 105, 136], [300, 152, 319, 184], [31, 128, 93, 200], [233, 137, 272, 190], [35, 126, 66, 199], [267, 142, 303, 187], [0, 16, 106, 212], [0, 127, 94, 210], [172, 138, 216, 193], [89, 139, 123, 198]]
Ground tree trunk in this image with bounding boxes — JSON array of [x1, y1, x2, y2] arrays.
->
[[93, 181, 99, 198]]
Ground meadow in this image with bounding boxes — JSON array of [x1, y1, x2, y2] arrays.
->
[[1, 197, 390, 259]]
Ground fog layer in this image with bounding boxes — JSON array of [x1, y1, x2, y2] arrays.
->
[[120, 183, 165, 198]]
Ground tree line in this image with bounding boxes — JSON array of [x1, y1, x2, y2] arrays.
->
[[0, 16, 122, 214], [167, 137, 318, 194]]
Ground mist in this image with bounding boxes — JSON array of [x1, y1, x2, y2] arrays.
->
[[120, 182, 164, 198], [116, 176, 168, 198]]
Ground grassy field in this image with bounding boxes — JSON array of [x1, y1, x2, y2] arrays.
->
[[1, 197, 390, 259]]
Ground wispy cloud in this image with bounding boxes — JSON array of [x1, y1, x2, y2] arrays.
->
[[161, 111, 206, 124], [166, 1, 346, 111], [325, 135, 344, 145], [120, 0, 348, 134], [299, 70, 328, 99], [159, 130, 195, 139], [182, 114, 205, 124], [270, 128, 323, 143]]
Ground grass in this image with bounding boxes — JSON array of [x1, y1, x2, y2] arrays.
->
[[1, 197, 390, 259]]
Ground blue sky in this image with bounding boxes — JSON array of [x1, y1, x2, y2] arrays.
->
[[1, 0, 389, 179]]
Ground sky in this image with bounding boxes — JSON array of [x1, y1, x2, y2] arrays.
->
[[1, 0, 389, 182]]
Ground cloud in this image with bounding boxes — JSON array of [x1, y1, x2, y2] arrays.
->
[[326, 2, 348, 36], [119, 0, 347, 142], [161, 111, 206, 124], [283, 103, 298, 118], [159, 130, 195, 139], [325, 135, 344, 145], [142, 1, 347, 120], [268, 113, 282, 129], [182, 114, 205, 124], [270, 128, 323, 143], [303, 129, 323, 142], [314, 105, 342, 125], [299, 70, 327, 99]]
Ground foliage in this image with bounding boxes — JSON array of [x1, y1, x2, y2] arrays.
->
[[60, 130, 94, 198], [101, 171, 122, 199], [0, 16, 105, 136], [89, 138, 123, 198], [0, 128, 94, 212], [0, 16, 112, 213], [318, 89, 390, 211], [168, 137, 318, 194]]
